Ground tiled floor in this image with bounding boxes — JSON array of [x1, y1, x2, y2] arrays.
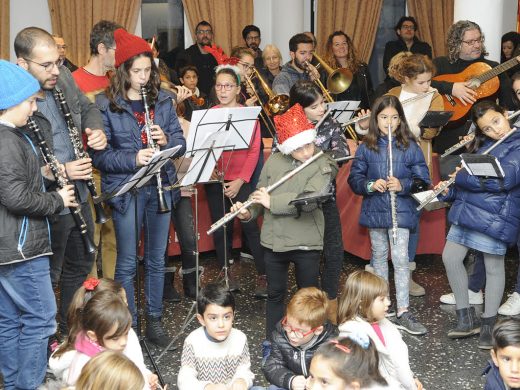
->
[[148, 249, 519, 390]]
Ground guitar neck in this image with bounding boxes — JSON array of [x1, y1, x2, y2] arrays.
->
[[479, 57, 520, 83]]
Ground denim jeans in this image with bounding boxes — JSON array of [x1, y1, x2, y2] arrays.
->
[[112, 186, 172, 322], [49, 201, 95, 332], [321, 198, 344, 299], [0, 257, 57, 390], [171, 196, 197, 271], [264, 248, 320, 339], [369, 228, 410, 310]]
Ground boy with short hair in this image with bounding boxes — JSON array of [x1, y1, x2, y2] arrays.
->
[[0, 59, 76, 389], [484, 318, 520, 389], [178, 283, 254, 390], [262, 287, 338, 390]]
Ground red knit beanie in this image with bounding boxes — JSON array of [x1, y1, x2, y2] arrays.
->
[[114, 28, 152, 68]]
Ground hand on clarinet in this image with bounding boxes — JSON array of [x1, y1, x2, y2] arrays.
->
[[85, 128, 107, 150], [224, 178, 244, 199], [58, 184, 78, 208], [451, 82, 477, 105], [136, 148, 155, 167], [387, 176, 402, 192], [65, 158, 92, 180], [150, 124, 168, 146]]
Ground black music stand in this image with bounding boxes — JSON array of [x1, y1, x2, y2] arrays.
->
[[325, 100, 360, 123], [186, 107, 261, 290], [155, 132, 230, 362], [102, 145, 182, 388]]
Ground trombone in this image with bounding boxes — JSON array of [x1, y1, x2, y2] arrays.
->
[[304, 52, 354, 102]]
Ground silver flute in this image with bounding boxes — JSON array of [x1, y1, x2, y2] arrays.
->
[[417, 127, 518, 211], [140, 85, 170, 214], [387, 124, 398, 245], [53, 87, 109, 224], [207, 151, 325, 235], [27, 117, 96, 254], [441, 109, 520, 158]]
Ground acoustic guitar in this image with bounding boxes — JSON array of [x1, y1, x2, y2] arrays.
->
[[433, 56, 520, 121]]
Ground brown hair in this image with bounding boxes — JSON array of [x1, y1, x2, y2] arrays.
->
[[467, 100, 508, 153], [286, 287, 329, 328], [106, 52, 161, 113], [230, 46, 255, 60], [363, 95, 416, 152], [65, 278, 125, 351], [338, 270, 389, 324], [388, 52, 435, 84], [55, 290, 131, 357], [324, 31, 362, 74], [75, 351, 144, 390]]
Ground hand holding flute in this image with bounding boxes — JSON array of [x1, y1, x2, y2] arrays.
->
[[230, 187, 271, 220]]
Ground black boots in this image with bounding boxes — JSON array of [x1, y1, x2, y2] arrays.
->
[[145, 315, 172, 348], [478, 315, 497, 350], [447, 307, 480, 339], [182, 269, 198, 300], [163, 269, 181, 303]]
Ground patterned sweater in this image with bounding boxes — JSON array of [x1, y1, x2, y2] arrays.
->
[[177, 327, 254, 390]]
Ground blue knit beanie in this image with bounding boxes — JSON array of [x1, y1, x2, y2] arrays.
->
[[0, 60, 40, 110]]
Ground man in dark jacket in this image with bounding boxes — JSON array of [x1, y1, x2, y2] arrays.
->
[[15, 27, 107, 335], [0, 60, 76, 390], [382, 16, 432, 78], [262, 287, 339, 390], [175, 20, 218, 95], [430, 20, 509, 176]]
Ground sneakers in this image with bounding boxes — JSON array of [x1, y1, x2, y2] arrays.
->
[[240, 251, 254, 261], [385, 307, 396, 318], [145, 315, 172, 348], [498, 292, 520, 316], [409, 277, 426, 297], [261, 340, 272, 366], [393, 311, 427, 335], [254, 275, 268, 299], [440, 290, 484, 305]]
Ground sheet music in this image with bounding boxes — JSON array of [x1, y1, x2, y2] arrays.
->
[[325, 100, 360, 123]]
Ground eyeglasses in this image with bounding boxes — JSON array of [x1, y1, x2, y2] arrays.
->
[[246, 35, 260, 41], [196, 29, 213, 35], [400, 25, 416, 31], [281, 316, 319, 339], [462, 37, 484, 46], [24, 58, 61, 72], [215, 83, 237, 91]]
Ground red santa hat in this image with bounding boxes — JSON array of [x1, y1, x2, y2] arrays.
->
[[114, 28, 152, 68], [274, 103, 316, 155]]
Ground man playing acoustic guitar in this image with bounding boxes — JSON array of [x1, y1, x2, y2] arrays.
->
[[431, 20, 513, 177]]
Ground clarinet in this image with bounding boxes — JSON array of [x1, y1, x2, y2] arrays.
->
[[388, 124, 398, 245], [27, 117, 97, 254], [140, 85, 170, 214], [53, 87, 109, 224]]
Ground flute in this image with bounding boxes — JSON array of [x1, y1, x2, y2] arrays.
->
[[207, 151, 325, 235], [440, 109, 520, 158], [387, 124, 398, 245], [417, 127, 518, 210]]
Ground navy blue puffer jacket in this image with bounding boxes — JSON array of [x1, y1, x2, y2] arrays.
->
[[348, 136, 430, 229], [93, 90, 186, 214], [442, 130, 520, 245]]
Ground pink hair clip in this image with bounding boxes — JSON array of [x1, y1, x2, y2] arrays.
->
[[329, 339, 351, 354]]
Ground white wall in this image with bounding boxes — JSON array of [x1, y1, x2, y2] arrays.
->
[[9, 0, 52, 61], [454, 0, 518, 62]]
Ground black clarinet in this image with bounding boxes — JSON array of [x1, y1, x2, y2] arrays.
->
[[53, 87, 109, 224], [27, 117, 97, 254], [140, 85, 170, 214]]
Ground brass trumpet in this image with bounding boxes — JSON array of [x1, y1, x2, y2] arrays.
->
[[248, 67, 290, 115]]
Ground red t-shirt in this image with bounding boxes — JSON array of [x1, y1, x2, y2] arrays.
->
[[72, 67, 109, 93]]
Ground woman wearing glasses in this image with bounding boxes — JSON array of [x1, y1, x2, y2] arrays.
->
[[204, 65, 265, 295]]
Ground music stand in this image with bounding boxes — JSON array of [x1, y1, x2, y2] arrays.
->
[[325, 100, 360, 124], [155, 132, 230, 362], [102, 145, 182, 388]]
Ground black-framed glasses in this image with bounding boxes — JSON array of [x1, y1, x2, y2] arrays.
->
[[462, 37, 484, 46], [400, 25, 416, 31], [24, 58, 60, 72]]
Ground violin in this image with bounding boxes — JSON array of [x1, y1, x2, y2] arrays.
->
[[190, 94, 205, 107]]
